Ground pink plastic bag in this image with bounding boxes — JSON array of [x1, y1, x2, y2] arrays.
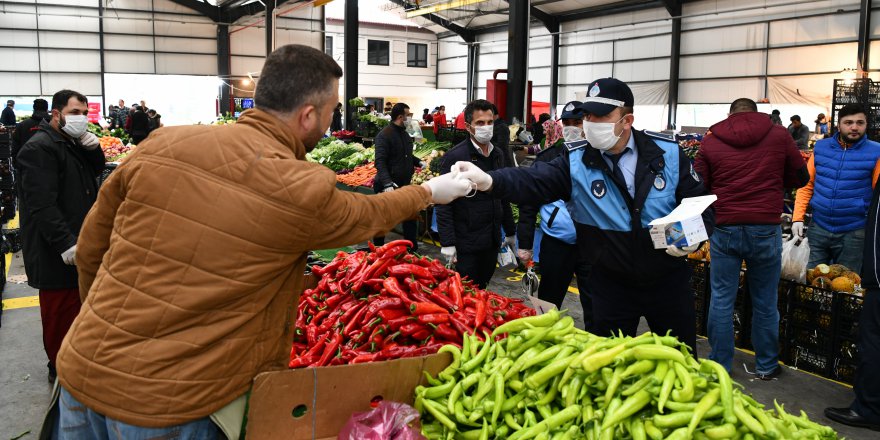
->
[[338, 401, 426, 440]]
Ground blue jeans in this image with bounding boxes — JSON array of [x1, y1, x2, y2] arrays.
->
[[707, 224, 782, 374], [55, 386, 221, 439], [807, 223, 865, 273]]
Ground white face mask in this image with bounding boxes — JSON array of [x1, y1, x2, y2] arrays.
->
[[472, 125, 494, 144], [584, 117, 625, 151], [61, 114, 88, 138], [562, 125, 584, 142]]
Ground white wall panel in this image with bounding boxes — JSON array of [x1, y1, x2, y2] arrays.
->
[[681, 51, 765, 79], [105, 52, 155, 74], [478, 52, 508, 72], [439, 39, 468, 58], [0, 29, 37, 47], [614, 59, 670, 82], [40, 49, 99, 73], [529, 67, 551, 86], [156, 54, 215, 75], [230, 27, 266, 57], [869, 41, 880, 73], [153, 20, 216, 39], [0, 72, 41, 95], [680, 78, 764, 104], [0, 3, 37, 29], [103, 35, 154, 52], [684, 0, 860, 30], [102, 12, 154, 34], [41, 73, 101, 95], [38, 31, 100, 50], [438, 58, 465, 75], [771, 74, 838, 100], [559, 64, 614, 86], [681, 23, 766, 55], [0, 48, 40, 71], [438, 73, 466, 90], [769, 12, 857, 46], [615, 36, 671, 61], [275, 29, 323, 48], [767, 42, 856, 74], [155, 37, 216, 54], [37, 5, 99, 32], [529, 47, 552, 68], [560, 42, 614, 65], [231, 56, 265, 77]]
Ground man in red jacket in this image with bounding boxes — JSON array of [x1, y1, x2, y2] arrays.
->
[[694, 98, 809, 379]]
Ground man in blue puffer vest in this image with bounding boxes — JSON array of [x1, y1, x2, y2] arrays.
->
[[452, 78, 714, 351], [516, 101, 593, 330], [792, 103, 880, 273]]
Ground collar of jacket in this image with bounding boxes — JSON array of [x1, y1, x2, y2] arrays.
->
[[834, 132, 870, 150], [237, 108, 306, 159], [581, 129, 665, 173]]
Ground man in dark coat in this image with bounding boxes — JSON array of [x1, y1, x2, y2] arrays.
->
[[373, 103, 422, 250], [491, 107, 514, 168], [11, 98, 51, 162], [1, 99, 16, 127], [129, 105, 151, 145], [825, 175, 880, 431], [330, 102, 343, 132], [436, 99, 516, 288], [17, 89, 106, 383]]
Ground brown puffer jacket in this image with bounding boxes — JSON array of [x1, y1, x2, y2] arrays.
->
[[56, 109, 431, 427]]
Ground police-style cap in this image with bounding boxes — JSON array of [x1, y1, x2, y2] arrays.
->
[[579, 78, 634, 116], [560, 101, 583, 120]]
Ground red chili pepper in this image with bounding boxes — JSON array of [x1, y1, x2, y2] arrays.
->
[[350, 353, 382, 364], [377, 239, 413, 255], [388, 316, 415, 331], [289, 354, 316, 369], [314, 332, 342, 366], [410, 301, 447, 315], [398, 343, 447, 359], [342, 302, 368, 336], [412, 328, 431, 340], [388, 263, 435, 281], [417, 313, 450, 324], [429, 289, 457, 311], [378, 308, 407, 322], [449, 313, 472, 335], [363, 297, 404, 323], [400, 322, 427, 337], [383, 330, 401, 346], [449, 273, 464, 309], [304, 332, 330, 357], [382, 278, 411, 302], [474, 292, 487, 330], [433, 323, 459, 341]]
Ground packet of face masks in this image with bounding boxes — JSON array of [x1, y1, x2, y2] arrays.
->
[[497, 244, 516, 267]]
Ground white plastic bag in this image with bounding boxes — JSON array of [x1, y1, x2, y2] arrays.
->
[[781, 237, 810, 283], [497, 244, 516, 267]]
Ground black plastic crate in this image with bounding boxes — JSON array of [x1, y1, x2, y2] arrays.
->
[[788, 285, 835, 331], [788, 344, 833, 377], [835, 292, 864, 340]]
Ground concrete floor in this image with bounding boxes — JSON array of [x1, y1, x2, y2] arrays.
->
[[0, 237, 874, 439]]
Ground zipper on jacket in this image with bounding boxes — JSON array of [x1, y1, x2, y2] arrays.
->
[[830, 146, 847, 223]]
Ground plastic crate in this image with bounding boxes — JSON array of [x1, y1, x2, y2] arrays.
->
[[831, 292, 864, 384], [788, 285, 835, 331], [688, 260, 710, 335], [788, 344, 833, 377]]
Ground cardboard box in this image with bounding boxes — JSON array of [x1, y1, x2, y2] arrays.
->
[[648, 195, 717, 249], [246, 352, 452, 439]]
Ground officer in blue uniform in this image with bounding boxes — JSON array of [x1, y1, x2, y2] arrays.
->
[[453, 78, 713, 350], [516, 101, 593, 330]]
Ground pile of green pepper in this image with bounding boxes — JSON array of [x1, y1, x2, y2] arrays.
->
[[415, 309, 838, 440]]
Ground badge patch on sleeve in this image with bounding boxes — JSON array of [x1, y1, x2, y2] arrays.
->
[[591, 180, 607, 199], [654, 174, 666, 190]]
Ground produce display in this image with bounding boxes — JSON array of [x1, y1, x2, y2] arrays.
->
[[411, 150, 446, 185], [307, 137, 374, 172], [336, 162, 377, 187], [416, 309, 839, 439], [333, 129, 356, 140], [359, 113, 391, 129], [687, 242, 711, 261], [290, 241, 536, 368], [806, 263, 862, 294], [414, 141, 452, 160], [100, 136, 132, 162], [679, 138, 701, 161]]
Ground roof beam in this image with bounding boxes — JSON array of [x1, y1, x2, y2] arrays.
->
[[662, 0, 682, 16], [556, 0, 665, 23], [501, 1, 559, 33], [168, 0, 221, 22], [387, 0, 475, 42], [226, 0, 298, 23]]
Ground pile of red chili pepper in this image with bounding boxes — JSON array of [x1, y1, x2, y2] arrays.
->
[[290, 240, 536, 368]]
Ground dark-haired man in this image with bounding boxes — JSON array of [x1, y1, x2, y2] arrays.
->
[[17, 90, 105, 385], [1, 99, 16, 127], [11, 98, 50, 161], [373, 102, 422, 250], [792, 103, 880, 273], [695, 98, 808, 378], [50, 44, 471, 438], [788, 114, 810, 151], [436, 99, 516, 289], [452, 78, 713, 350]]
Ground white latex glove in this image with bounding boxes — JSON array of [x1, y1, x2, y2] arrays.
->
[[383, 186, 395, 193], [422, 173, 474, 205], [791, 221, 804, 238], [665, 243, 700, 258], [441, 246, 457, 264], [79, 132, 100, 150], [451, 161, 493, 191], [504, 236, 517, 251], [517, 249, 533, 262], [61, 245, 77, 265]]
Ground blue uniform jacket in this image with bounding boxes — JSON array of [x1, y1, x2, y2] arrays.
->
[[489, 129, 714, 286], [517, 140, 577, 248]]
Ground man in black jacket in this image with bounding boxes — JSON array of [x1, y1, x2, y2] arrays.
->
[[491, 108, 514, 168], [825, 176, 880, 431], [11, 98, 50, 162], [1, 99, 16, 127], [129, 105, 151, 145], [17, 89, 106, 383], [437, 99, 516, 288], [373, 103, 422, 250]]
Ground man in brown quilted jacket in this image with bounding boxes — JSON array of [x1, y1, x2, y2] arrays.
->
[[50, 44, 472, 438]]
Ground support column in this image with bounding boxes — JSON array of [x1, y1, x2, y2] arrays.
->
[[344, 0, 359, 129], [550, 27, 560, 117], [506, 0, 529, 124], [218, 24, 231, 116], [266, 0, 276, 57], [98, 0, 106, 112], [858, 0, 872, 76], [666, 1, 682, 130], [466, 43, 479, 102]]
